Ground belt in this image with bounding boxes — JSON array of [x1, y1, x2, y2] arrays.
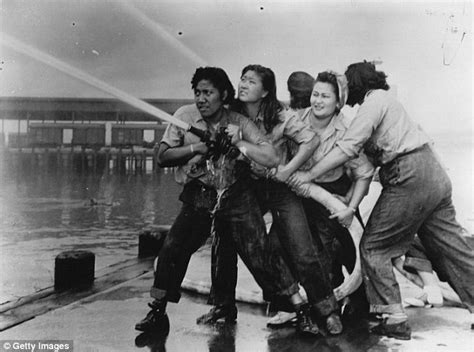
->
[[385, 143, 429, 165]]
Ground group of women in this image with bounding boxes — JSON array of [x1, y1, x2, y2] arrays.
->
[[135, 62, 474, 341]]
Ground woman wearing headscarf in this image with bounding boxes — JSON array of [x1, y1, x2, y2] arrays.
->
[[293, 70, 374, 322], [289, 61, 474, 340]]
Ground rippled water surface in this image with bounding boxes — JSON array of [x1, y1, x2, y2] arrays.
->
[[0, 152, 181, 303]]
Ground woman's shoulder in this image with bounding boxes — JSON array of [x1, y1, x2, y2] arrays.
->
[[226, 109, 253, 127], [278, 107, 312, 130], [365, 89, 404, 117], [174, 104, 200, 121], [280, 107, 298, 121], [334, 111, 352, 130], [365, 89, 396, 104], [289, 107, 311, 123]]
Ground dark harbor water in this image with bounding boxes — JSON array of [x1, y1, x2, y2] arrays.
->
[[0, 152, 181, 303]]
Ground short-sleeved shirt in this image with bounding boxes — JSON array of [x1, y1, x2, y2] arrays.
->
[[336, 89, 431, 166], [298, 108, 375, 183], [250, 109, 317, 177], [161, 104, 269, 188]]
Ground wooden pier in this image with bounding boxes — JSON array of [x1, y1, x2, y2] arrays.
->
[[0, 97, 193, 173], [4, 146, 163, 174]]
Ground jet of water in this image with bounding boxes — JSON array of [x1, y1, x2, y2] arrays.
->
[[0, 33, 189, 130], [118, 1, 208, 67]]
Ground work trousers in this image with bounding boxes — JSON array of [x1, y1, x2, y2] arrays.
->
[[301, 174, 367, 308], [151, 179, 298, 303], [211, 178, 338, 316], [360, 145, 474, 314], [403, 235, 433, 274]]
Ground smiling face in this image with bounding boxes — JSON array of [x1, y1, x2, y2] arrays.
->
[[310, 81, 338, 120], [238, 70, 268, 104], [194, 79, 225, 119]]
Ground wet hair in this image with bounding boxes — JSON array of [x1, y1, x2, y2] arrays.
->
[[191, 67, 235, 105], [344, 61, 390, 106], [287, 71, 314, 110], [232, 64, 284, 133]]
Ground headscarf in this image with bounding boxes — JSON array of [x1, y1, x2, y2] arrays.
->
[[325, 70, 348, 109]]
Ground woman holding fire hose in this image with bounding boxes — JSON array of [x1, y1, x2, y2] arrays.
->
[[135, 66, 300, 334], [199, 64, 344, 336], [292, 70, 374, 321], [289, 61, 474, 340]]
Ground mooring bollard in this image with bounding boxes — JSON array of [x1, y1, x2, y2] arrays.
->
[[54, 250, 95, 291], [138, 225, 171, 258]]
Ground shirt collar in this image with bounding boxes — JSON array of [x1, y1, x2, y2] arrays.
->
[[302, 109, 345, 142], [194, 106, 230, 128], [318, 112, 346, 143]]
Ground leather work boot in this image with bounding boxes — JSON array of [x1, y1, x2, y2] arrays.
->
[[295, 303, 320, 336], [370, 320, 412, 340], [196, 304, 238, 325], [135, 300, 170, 333]]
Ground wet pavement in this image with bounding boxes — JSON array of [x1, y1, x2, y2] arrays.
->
[[0, 246, 472, 352]]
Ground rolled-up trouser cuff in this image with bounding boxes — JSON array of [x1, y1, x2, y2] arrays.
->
[[279, 283, 300, 297], [369, 303, 405, 315], [403, 256, 433, 274], [150, 287, 180, 303], [313, 295, 339, 316]]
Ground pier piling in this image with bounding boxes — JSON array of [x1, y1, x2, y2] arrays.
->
[[54, 250, 95, 291]]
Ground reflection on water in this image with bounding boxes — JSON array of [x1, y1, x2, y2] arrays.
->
[[0, 152, 181, 303]]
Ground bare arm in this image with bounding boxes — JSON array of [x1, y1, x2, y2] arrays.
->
[[348, 178, 370, 210], [274, 137, 319, 183], [156, 141, 208, 167], [329, 177, 371, 228], [226, 123, 279, 168], [235, 140, 279, 168], [308, 146, 351, 180], [288, 146, 351, 188]]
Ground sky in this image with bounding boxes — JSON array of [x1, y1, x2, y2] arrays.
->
[[0, 0, 472, 135]]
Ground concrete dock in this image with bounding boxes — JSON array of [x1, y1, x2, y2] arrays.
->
[[0, 244, 472, 352]]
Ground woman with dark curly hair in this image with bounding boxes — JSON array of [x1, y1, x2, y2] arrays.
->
[[289, 61, 474, 340], [135, 66, 286, 334]]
